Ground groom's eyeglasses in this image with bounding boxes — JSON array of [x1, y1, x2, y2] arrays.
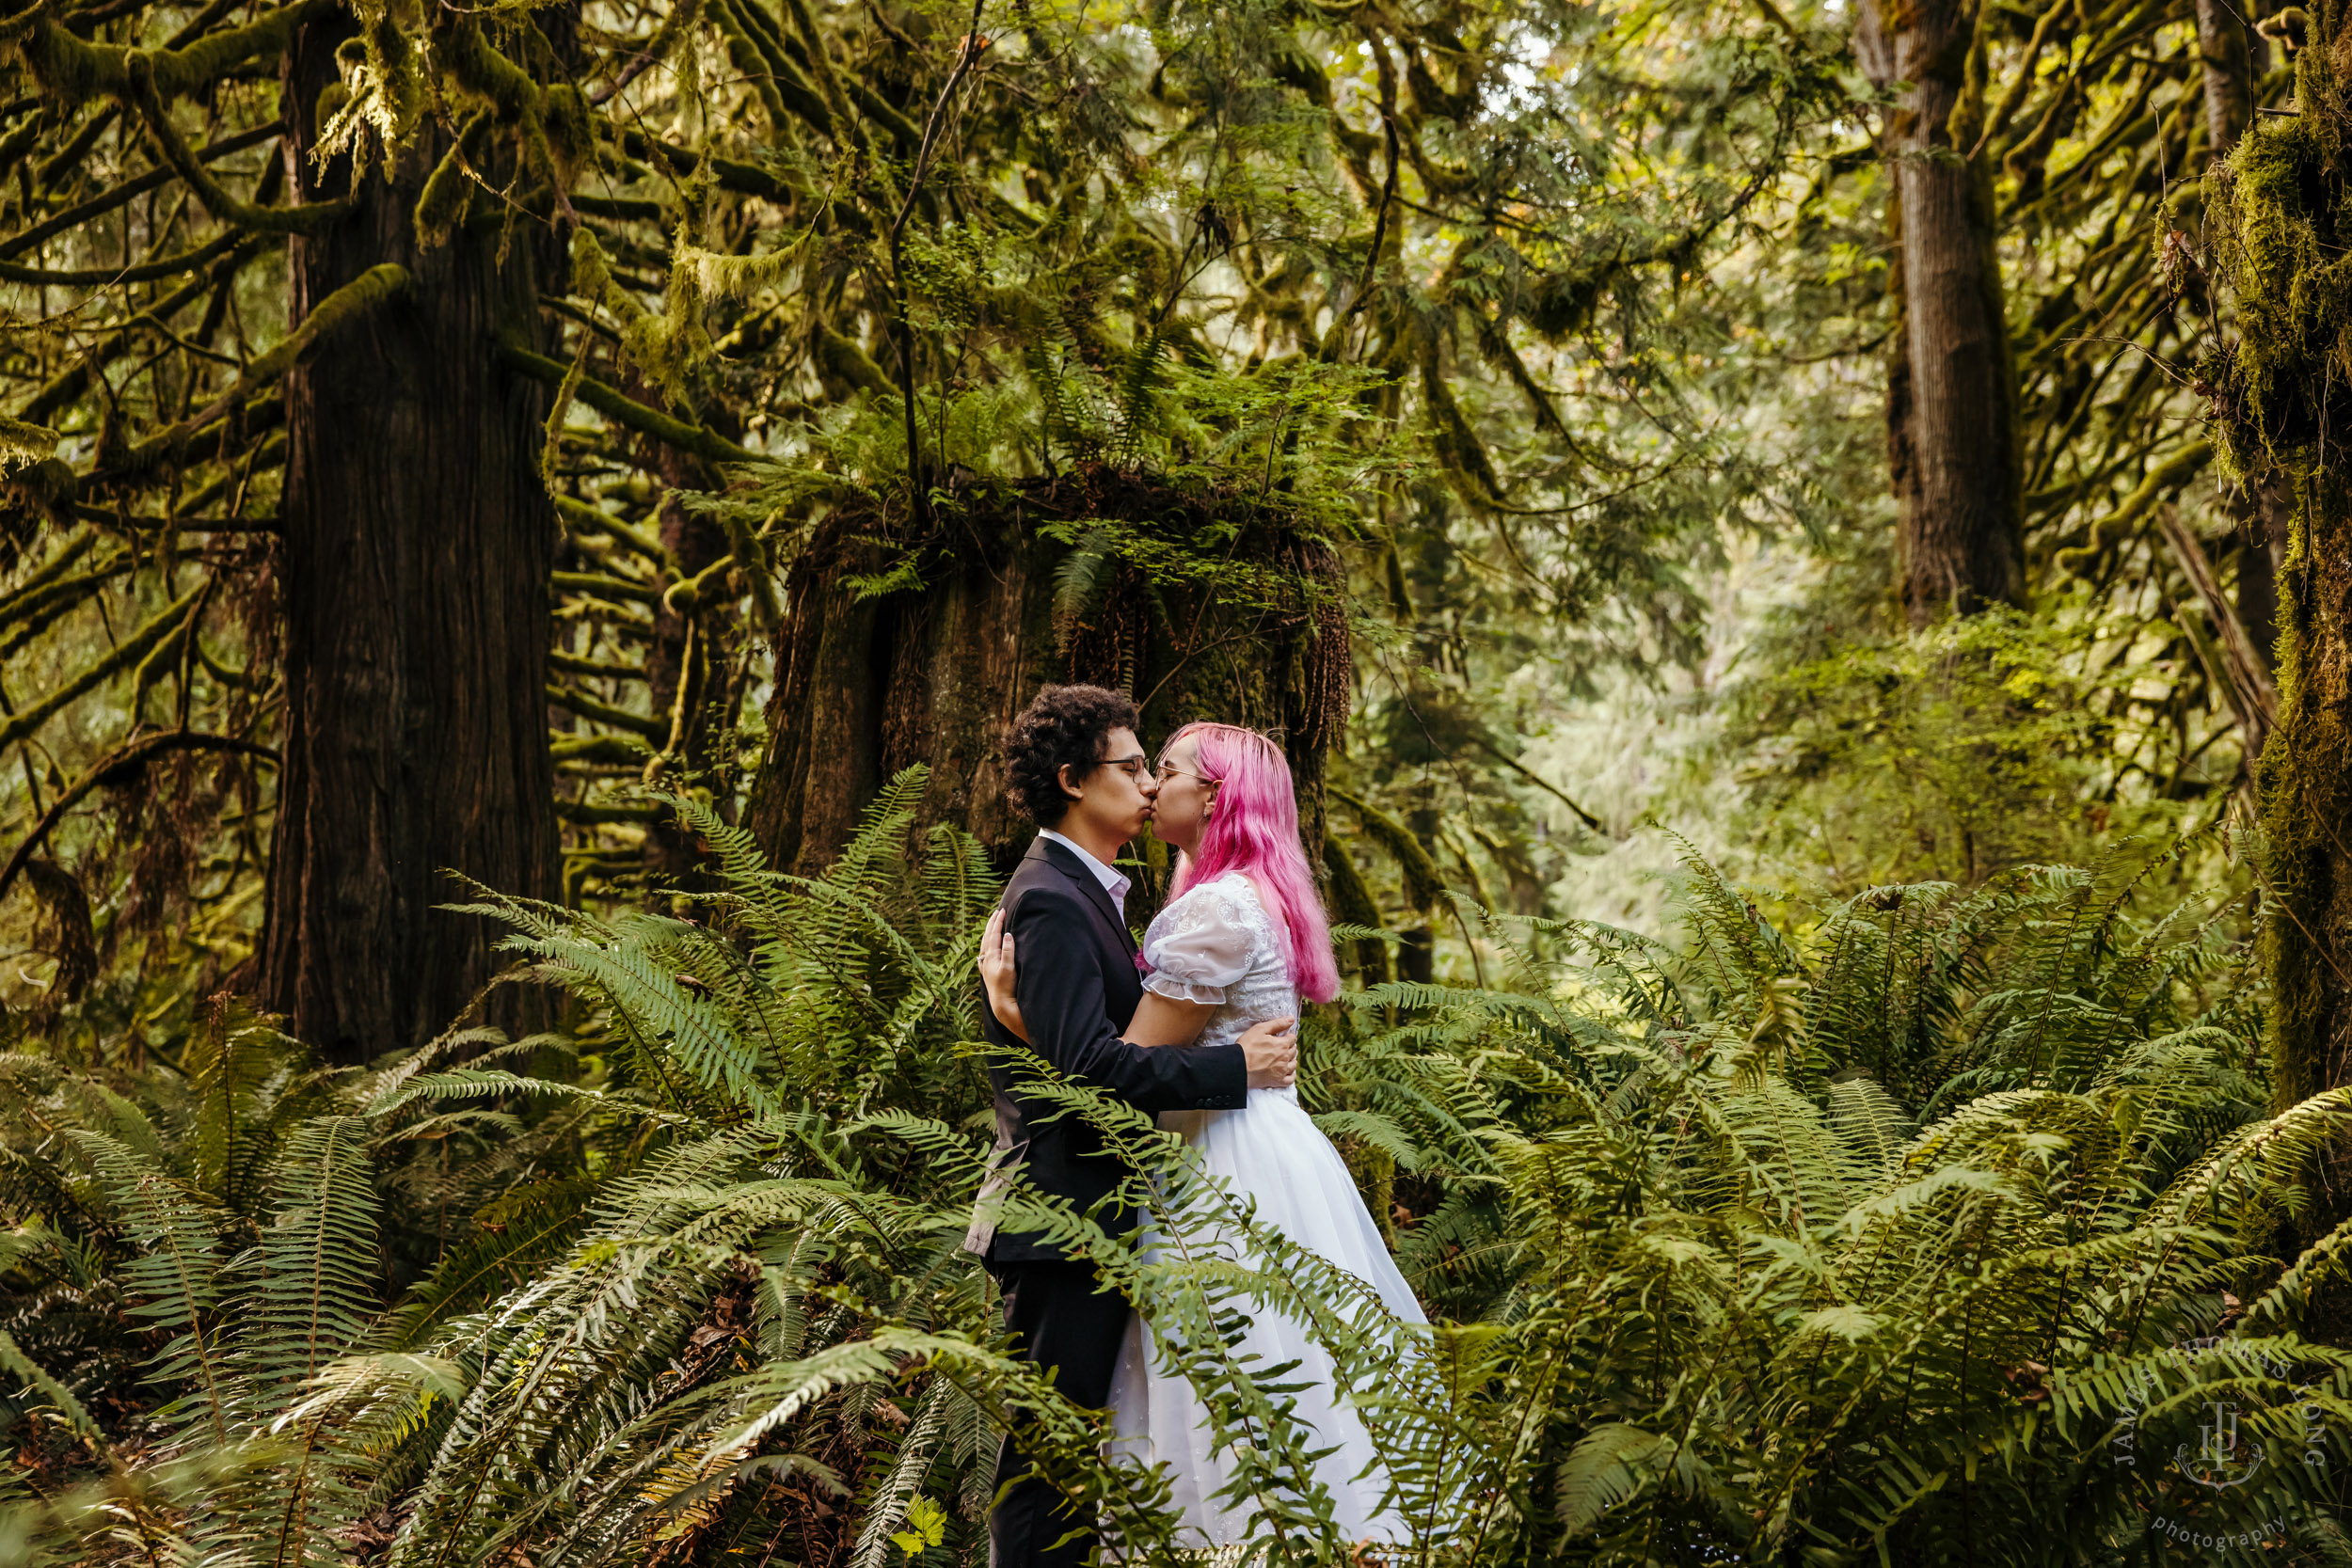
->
[[1100, 752, 1151, 781]]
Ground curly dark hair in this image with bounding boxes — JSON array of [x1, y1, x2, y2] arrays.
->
[[1006, 684, 1141, 827]]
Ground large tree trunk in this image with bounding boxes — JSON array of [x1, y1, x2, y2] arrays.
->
[[262, 23, 562, 1064], [1862, 0, 2026, 623], [749, 472, 1347, 917], [2207, 9, 2352, 1209]]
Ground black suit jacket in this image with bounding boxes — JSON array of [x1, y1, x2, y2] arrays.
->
[[969, 835, 1249, 1263]]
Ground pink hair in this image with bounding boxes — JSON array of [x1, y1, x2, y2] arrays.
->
[[1164, 721, 1342, 1005]]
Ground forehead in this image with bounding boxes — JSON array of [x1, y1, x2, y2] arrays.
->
[[1158, 730, 1200, 764], [1101, 725, 1142, 757]]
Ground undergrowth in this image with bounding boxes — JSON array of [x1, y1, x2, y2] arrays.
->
[[2, 769, 2347, 1565]]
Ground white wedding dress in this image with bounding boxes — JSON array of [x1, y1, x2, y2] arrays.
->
[[1109, 871, 1426, 1549]]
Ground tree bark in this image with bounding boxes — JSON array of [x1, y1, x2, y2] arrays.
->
[[2236, 483, 2287, 675], [640, 439, 733, 886], [2197, 0, 2260, 153], [749, 474, 1347, 920], [1863, 0, 2026, 623], [2197, 0, 2288, 677], [2205, 14, 2352, 1239], [262, 22, 562, 1064]]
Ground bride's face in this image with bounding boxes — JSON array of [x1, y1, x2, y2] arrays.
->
[[1149, 734, 1216, 852]]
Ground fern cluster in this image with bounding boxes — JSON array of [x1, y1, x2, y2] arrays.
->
[[3, 788, 2347, 1564]]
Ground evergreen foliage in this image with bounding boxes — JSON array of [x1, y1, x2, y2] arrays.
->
[[5, 773, 2348, 1562]]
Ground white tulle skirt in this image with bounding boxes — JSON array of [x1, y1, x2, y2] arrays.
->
[[1108, 1086, 1427, 1550]]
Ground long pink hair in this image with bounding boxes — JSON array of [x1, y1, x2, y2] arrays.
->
[[1164, 722, 1342, 1005]]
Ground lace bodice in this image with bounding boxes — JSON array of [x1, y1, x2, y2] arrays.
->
[[1141, 873, 1296, 1065]]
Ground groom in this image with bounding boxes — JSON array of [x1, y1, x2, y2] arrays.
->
[[968, 684, 1295, 1568]]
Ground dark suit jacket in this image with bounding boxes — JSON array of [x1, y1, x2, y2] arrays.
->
[[969, 835, 1249, 1263]]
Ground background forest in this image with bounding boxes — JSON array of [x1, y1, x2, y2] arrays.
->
[[8, 0, 2352, 1560]]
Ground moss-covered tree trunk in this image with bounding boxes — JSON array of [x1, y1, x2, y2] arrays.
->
[[2197, 0, 2289, 673], [2207, 3, 2352, 1153], [260, 20, 562, 1064], [749, 474, 1348, 913], [1861, 0, 2026, 623]]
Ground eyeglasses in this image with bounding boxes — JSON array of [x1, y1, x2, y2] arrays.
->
[[1100, 753, 1151, 781], [1153, 761, 1216, 786]]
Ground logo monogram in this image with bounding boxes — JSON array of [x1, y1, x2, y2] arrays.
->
[[2176, 1400, 2263, 1490], [2111, 1338, 2339, 1553]]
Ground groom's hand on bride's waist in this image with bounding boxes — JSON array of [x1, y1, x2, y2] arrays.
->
[[1240, 1016, 1298, 1088]]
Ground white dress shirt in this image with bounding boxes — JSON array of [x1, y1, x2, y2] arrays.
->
[[1037, 829, 1131, 917]]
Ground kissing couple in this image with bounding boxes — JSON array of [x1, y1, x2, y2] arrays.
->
[[964, 684, 1424, 1565]]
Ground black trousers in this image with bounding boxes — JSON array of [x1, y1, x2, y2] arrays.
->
[[988, 1257, 1130, 1568]]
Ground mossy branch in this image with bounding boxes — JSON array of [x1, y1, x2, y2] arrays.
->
[[110, 264, 410, 479], [0, 226, 244, 288], [126, 68, 347, 235], [2052, 439, 2213, 576], [602, 122, 807, 206], [818, 328, 895, 395], [1323, 834, 1394, 984], [551, 569, 662, 607], [1331, 786, 1446, 911], [0, 530, 97, 615], [550, 733, 655, 765], [0, 119, 280, 263], [661, 554, 736, 615], [708, 0, 833, 136], [0, 580, 209, 753], [414, 111, 498, 244], [0, 412, 58, 466], [18, 239, 274, 427], [549, 649, 649, 681], [774, 0, 867, 157], [13, 0, 331, 104], [547, 684, 668, 740], [555, 497, 673, 570], [498, 338, 765, 468], [0, 554, 130, 636], [437, 19, 588, 210]]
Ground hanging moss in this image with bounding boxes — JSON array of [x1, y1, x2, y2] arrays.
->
[[2201, 3, 2352, 1109]]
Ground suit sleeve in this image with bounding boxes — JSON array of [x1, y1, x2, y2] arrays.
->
[[1008, 884, 1248, 1113]]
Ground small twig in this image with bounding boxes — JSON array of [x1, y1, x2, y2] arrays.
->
[[2060, 334, 2196, 390]]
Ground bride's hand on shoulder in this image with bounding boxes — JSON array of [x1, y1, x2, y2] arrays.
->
[[978, 907, 1028, 1042]]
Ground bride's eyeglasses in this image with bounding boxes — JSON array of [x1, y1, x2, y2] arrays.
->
[[1153, 760, 1215, 786]]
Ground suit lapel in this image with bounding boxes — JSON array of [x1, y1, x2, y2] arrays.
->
[[1030, 836, 1136, 955]]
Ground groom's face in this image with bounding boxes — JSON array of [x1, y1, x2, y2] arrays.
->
[[1059, 724, 1157, 847]]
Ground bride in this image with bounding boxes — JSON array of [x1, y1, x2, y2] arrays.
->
[[978, 721, 1425, 1549]]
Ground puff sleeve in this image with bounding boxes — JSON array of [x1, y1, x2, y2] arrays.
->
[[1141, 880, 1256, 1006]]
